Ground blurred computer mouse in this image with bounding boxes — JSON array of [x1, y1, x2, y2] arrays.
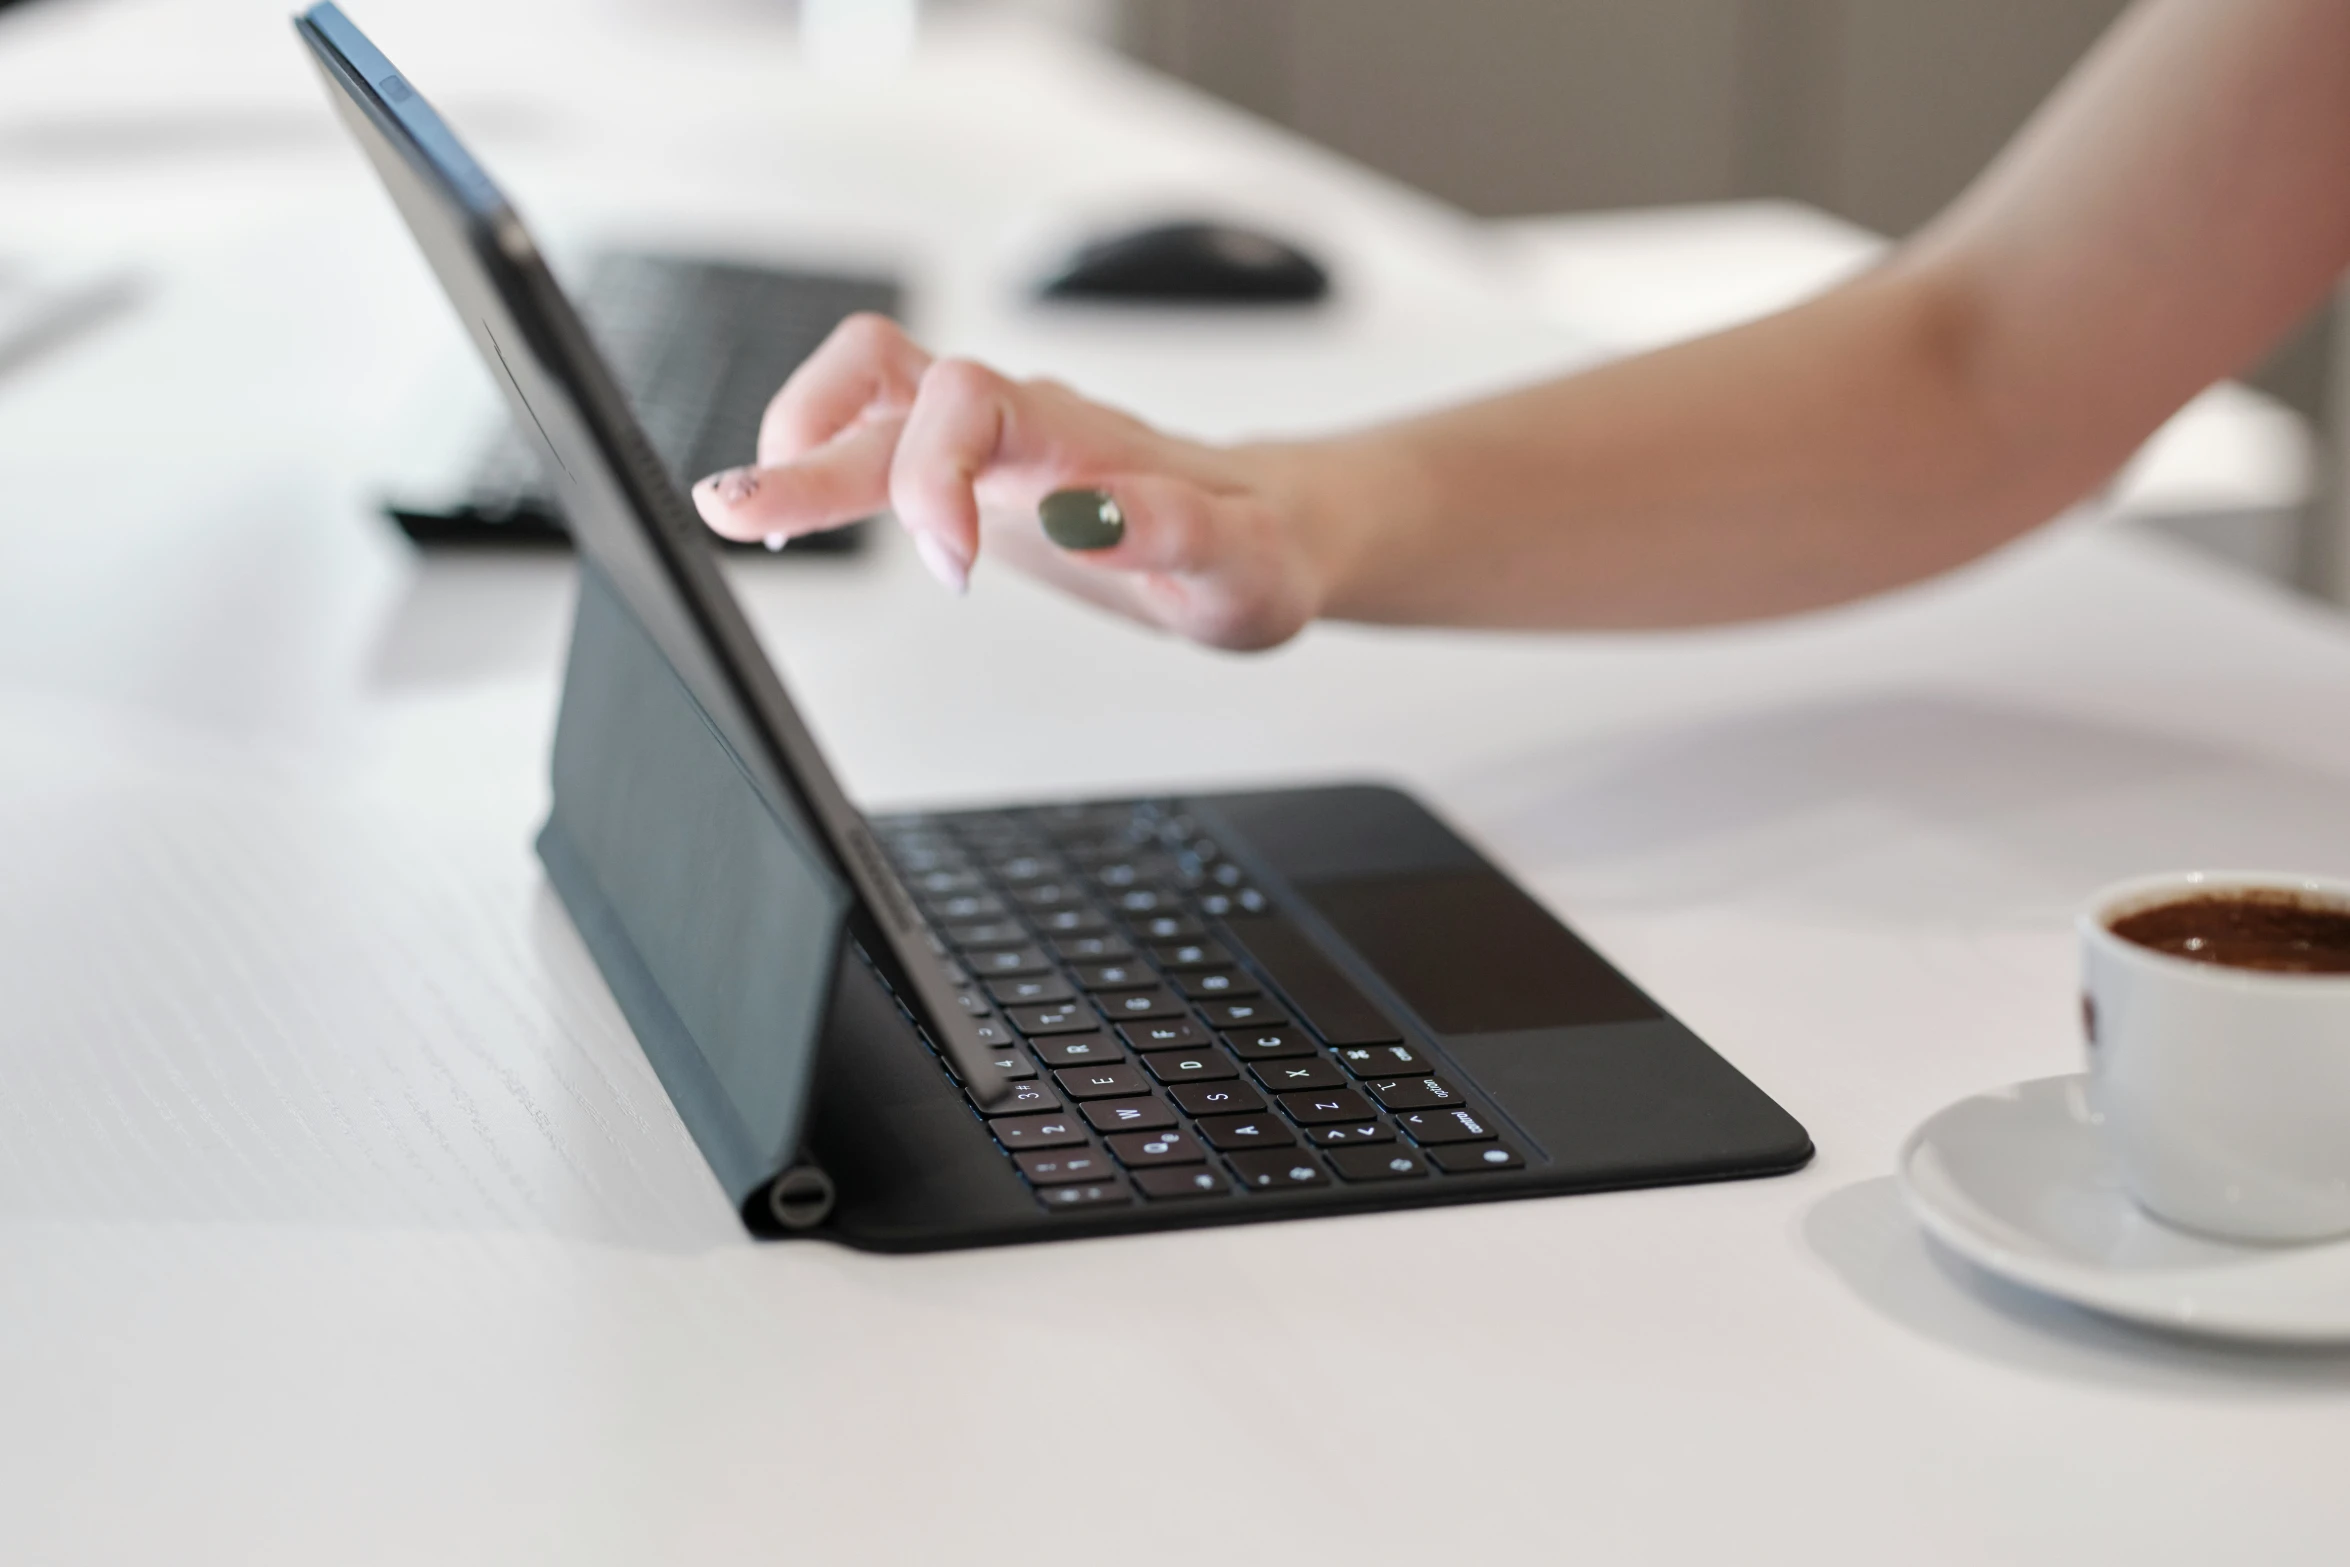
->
[[1038, 220, 1330, 305]]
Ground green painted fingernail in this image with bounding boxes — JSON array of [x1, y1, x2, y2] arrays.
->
[[1040, 488, 1125, 551]]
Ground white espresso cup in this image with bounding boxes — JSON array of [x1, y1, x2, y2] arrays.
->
[[2080, 871, 2350, 1243]]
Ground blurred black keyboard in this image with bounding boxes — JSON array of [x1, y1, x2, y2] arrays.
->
[[389, 252, 899, 550], [872, 800, 1528, 1213]]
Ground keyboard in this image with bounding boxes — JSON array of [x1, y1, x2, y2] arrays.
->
[[871, 800, 1530, 1213], [389, 252, 900, 549]]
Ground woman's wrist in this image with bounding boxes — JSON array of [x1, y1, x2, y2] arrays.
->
[[1238, 431, 1430, 624]]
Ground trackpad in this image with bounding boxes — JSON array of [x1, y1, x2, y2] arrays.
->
[[1445, 1023, 1803, 1174], [1300, 868, 1661, 1032]]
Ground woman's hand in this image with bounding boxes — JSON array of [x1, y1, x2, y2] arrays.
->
[[691, 313, 1359, 651]]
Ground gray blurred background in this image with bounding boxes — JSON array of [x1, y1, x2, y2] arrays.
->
[[1110, 0, 2332, 423]]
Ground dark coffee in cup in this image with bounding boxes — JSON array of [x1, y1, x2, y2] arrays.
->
[[2084, 872, 2350, 1241], [2108, 889, 2350, 974]]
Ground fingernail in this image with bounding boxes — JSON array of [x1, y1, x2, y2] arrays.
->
[[910, 531, 970, 595], [1039, 488, 1125, 551], [698, 467, 760, 506], [764, 533, 787, 553]]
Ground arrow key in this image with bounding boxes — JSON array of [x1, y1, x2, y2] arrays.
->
[[1302, 1120, 1394, 1147]]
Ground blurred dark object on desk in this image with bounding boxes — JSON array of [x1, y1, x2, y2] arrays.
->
[[1038, 218, 1330, 305], [388, 252, 897, 553]]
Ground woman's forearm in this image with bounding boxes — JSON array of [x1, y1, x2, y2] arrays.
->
[[1275, 261, 2073, 631]]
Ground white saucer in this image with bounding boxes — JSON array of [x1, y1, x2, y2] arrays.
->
[[1897, 1074, 2350, 1344]]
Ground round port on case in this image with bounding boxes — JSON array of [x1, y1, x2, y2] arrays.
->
[[767, 1163, 837, 1231]]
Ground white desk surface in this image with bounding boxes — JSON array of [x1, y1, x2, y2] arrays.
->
[[7, 2, 2350, 1562]]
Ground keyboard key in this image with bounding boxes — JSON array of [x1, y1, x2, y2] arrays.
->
[[954, 989, 993, 1017], [1007, 1002, 1100, 1036], [1118, 1018, 1208, 1052], [927, 892, 1006, 922], [1073, 961, 1158, 992], [1149, 940, 1232, 971], [1016, 1147, 1120, 1185], [1054, 1064, 1152, 1100], [1037, 1179, 1131, 1211], [1013, 881, 1091, 910], [1096, 988, 1188, 1022], [1395, 1106, 1499, 1144], [911, 869, 984, 897], [1251, 1058, 1348, 1093], [1171, 1081, 1265, 1117], [1034, 907, 1110, 936], [945, 919, 1027, 949], [1174, 969, 1260, 1001], [1198, 1000, 1289, 1031], [1053, 933, 1133, 963], [991, 1113, 1088, 1150], [1334, 1042, 1437, 1078], [1141, 1049, 1238, 1084], [1226, 1149, 1327, 1191], [1127, 913, 1206, 942], [1363, 1075, 1466, 1111], [1081, 1097, 1177, 1134], [1092, 859, 1168, 890], [965, 1016, 1020, 1051], [1428, 1142, 1525, 1174], [986, 974, 1075, 1007], [991, 853, 1063, 884], [1107, 1127, 1207, 1167], [1302, 1120, 1393, 1146], [900, 857, 970, 883], [1032, 1033, 1123, 1067], [1111, 888, 1171, 915], [967, 842, 1046, 869], [1195, 1113, 1295, 1152], [966, 946, 1053, 977], [1221, 1027, 1319, 1062], [1133, 1165, 1231, 1201], [1327, 1145, 1429, 1182], [981, 1052, 1038, 1082], [1197, 888, 1269, 918], [1275, 1088, 1377, 1125], [976, 1080, 1062, 1117]]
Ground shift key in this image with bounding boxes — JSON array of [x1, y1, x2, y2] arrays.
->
[[1362, 1075, 1465, 1111]]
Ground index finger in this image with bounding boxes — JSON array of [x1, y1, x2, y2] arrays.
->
[[756, 312, 931, 465]]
